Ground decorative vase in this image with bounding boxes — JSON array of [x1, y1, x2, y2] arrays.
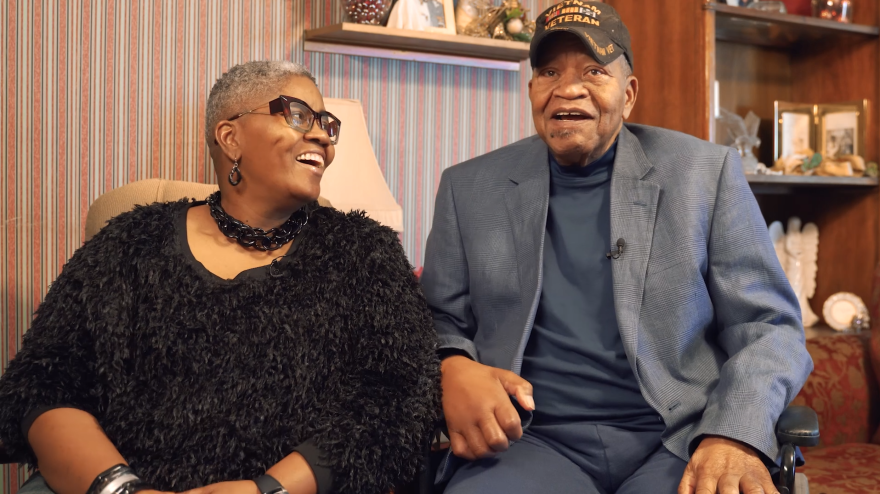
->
[[345, 0, 395, 26]]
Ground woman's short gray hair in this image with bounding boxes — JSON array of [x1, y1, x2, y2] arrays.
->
[[205, 60, 316, 144]]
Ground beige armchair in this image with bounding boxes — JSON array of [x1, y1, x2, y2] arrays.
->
[[84, 178, 331, 241]]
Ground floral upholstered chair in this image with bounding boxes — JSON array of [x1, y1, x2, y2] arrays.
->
[[792, 330, 880, 494]]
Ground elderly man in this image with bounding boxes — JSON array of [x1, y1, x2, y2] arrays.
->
[[421, 2, 812, 493]]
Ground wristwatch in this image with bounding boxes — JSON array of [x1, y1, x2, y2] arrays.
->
[[254, 474, 289, 494]]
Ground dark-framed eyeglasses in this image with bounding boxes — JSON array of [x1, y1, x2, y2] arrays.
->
[[227, 95, 342, 145]]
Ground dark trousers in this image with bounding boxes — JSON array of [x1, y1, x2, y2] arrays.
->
[[444, 423, 687, 494]]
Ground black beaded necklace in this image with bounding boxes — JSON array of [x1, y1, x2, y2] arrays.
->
[[206, 191, 308, 251]]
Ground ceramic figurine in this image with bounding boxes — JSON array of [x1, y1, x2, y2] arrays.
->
[[717, 108, 762, 174], [769, 218, 820, 327]]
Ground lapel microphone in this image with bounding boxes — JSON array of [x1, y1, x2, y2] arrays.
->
[[606, 238, 626, 260]]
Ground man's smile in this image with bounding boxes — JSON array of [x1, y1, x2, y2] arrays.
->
[[550, 110, 593, 121]]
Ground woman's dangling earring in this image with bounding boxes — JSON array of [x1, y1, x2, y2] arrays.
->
[[228, 158, 242, 186]]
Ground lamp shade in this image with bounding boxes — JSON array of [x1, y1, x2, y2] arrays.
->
[[321, 98, 403, 232]]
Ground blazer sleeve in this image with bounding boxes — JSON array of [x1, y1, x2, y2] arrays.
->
[[689, 148, 814, 463], [304, 223, 441, 494], [421, 169, 479, 360]]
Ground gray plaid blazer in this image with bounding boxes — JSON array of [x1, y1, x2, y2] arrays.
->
[[421, 124, 813, 469]]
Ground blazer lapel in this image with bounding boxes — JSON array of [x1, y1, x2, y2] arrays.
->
[[610, 126, 660, 360], [505, 138, 551, 328]]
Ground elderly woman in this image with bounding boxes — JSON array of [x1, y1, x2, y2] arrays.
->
[[0, 60, 440, 494]]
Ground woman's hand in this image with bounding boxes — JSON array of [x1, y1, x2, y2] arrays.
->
[[180, 481, 259, 494]]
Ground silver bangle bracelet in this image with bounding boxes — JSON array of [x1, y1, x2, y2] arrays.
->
[[101, 472, 141, 494], [86, 464, 149, 494]]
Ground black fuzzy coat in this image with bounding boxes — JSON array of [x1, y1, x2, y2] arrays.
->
[[0, 200, 441, 493]]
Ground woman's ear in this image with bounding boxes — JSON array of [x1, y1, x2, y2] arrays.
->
[[214, 120, 241, 162]]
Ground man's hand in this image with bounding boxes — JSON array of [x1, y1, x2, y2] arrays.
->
[[441, 355, 535, 461], [180, 481, 259, 494], [678, 436, 779, 494]]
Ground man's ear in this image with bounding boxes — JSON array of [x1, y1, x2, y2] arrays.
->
[[214, 120, 241, 162], [622, 75, 638, 120]]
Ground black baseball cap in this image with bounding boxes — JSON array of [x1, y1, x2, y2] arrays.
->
[[530, 1, 633, 70]]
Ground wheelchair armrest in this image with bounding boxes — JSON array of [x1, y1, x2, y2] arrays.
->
[[775, 405, 819, 447]]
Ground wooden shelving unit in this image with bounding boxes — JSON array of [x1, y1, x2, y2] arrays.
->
[[746, 175, 880, 187], [707, 3, 879, 48], [804, 324, 871, 340], [609, 0, 880, 322], [303, 23, 530, 71], [747, 174, 879, 195]]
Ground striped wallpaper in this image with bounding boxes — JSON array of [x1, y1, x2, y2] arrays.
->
[[0, 0, 550, 489]]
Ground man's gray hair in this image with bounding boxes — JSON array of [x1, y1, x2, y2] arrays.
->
[[622, 58, 633, 77], [205, 60, 316, 144]]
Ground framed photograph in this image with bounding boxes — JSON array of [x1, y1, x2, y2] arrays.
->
[[420, 0, 455, 34], [774, 101, 816, 161], [818, 100, 867, 159], [386, 0, 456, 35]]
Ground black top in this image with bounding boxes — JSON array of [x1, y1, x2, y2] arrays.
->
[[0, 200, 440, 493], [521, 142, 661, 429]]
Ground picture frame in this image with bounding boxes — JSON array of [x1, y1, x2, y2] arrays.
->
[[774, 101, 816, 161], [386, 0, 456, 35], [817, 100, 867, 159], [420, 0, 456, 34]]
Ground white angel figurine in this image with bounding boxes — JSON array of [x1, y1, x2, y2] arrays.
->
[[768, 218, 819, 327]]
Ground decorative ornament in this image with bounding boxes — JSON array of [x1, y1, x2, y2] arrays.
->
[[772, 150, 869, 178], [769, 217, 820, 327], [816, 0, 853, 23], [455, 0, 487, 33], [506, 17, 524, 34], [458, 0, 535, 42], [850, 312, 871, 332], [801, 152, 823, 172], [344, 0, 394, 25], [717, 108, 762, 174], [754, 163, 782, 176], [823, 292, 869, 332]]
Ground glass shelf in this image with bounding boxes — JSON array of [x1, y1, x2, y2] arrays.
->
[[707, 3, 879, 48]]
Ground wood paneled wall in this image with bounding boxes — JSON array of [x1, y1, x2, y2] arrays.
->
[[607, 0, 709, 138]]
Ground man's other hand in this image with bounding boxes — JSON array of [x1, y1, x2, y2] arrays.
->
[[441, 355, 535, 460], [678, 436, 780, 494]]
